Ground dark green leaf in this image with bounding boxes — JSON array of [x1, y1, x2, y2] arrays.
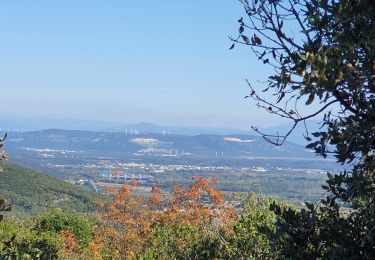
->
[[305, 93, 315, 105]]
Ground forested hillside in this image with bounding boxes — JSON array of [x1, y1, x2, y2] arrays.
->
[[0, 165, 99, 217]]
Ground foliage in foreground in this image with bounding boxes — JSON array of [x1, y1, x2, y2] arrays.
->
[[0, 210, 100, 258], [0, 176, 286, 259], [88, 175, 236, 259], [4, 174, 373, 259], [230, 0, 375, 258]]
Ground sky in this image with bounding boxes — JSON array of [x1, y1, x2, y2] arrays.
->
[[0, 1, 289, 130]]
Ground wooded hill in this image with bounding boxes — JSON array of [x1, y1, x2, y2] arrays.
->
[[0, 164, 99, 217]]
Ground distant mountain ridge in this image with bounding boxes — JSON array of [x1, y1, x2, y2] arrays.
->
[[0, 117, 249, 136], [6, 129, 316, 159], [0, 117, 327, 145]]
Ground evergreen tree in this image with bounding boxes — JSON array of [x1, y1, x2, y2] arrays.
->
[[230, 0, 375, 257]]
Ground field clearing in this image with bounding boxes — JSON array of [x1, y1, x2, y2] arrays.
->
[[95, 182, 153, 196]]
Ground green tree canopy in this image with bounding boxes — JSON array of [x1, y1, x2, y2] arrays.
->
[[231, 0, 375, 258]]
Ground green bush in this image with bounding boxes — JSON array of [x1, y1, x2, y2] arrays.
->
[[221, 194, 286, 259], [34, 209, 95, 247], [142, 224, 220, 260], [0, 219, 64, 259], [142, 194, 288, 260]]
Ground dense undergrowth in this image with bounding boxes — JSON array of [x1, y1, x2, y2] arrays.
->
[[0, 175, 292, 259], [1, 171, 374, 259]]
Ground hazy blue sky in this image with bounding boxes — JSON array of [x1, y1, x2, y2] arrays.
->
[[0, 1, 286, 129]]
